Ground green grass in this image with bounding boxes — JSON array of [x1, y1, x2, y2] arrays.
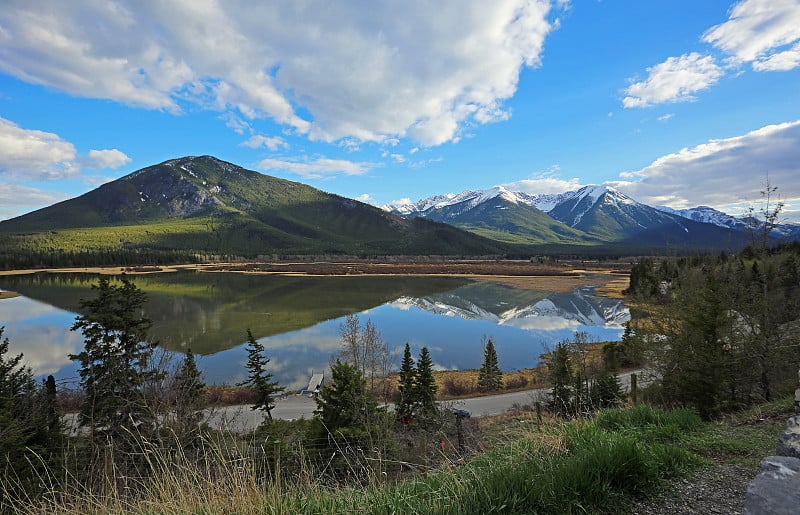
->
[[7, 401, 791, 514]]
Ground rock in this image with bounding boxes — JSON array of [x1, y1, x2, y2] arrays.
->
[[745, 456, 800, 514], [776, 415, 800, 458]]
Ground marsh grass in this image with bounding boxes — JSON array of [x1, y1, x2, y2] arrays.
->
[[4, 405, 716, 514]]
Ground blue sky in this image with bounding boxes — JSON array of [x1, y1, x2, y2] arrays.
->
[[1, 0, 799, 222]]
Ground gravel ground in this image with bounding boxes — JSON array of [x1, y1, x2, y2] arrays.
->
[[631, 463, 758, 515]]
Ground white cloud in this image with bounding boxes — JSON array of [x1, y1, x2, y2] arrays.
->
[[0, 182, 66, 220], [78, 149, 132, 169], [623, 53, 723, 108], [657, 113, 674, 122], [257, 156, 377, 179], [503, 176, 583, 194], [702, 0, 800, 71], [0, 1, 557, 146], [503, 166, 584, 194], [389, 197, 413, 207], [240, 134, 288, 151], [612, 120, 800, 213], [751, 42, 800, 71], [0, 117, 130, 181], [0, 117, 77, 179], [355, 193, 375, 204]]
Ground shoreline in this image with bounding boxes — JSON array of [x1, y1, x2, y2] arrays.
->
[[0, 260, 630, 294]]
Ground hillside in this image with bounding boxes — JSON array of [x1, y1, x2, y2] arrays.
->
[[0, 156, 508, 261]]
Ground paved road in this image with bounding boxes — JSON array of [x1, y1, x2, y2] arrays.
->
[[204, 371, 639, 431]]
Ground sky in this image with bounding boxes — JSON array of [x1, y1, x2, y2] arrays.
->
[[1, 0, 799, 223]]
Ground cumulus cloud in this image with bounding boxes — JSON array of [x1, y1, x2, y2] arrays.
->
[[0, 117, 131, 180], [257, 156, 377, 179], [503, 167, 584, 194], [0, 117, 77, 179], [623, 53, 724, 108], [702, 0, 800, 71], [611, 120, 800, 215], [0, 0, 558, 146], [0, 182, 66, 220], [240, 134, 288, 151], [78, 149, 132, 169]]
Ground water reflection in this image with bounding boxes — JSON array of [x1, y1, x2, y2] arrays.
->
[[0, 272, 628, 389]]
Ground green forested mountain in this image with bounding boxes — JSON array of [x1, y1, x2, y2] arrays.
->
[[416, 194, 598, 245], [0, 156, 507, 263]]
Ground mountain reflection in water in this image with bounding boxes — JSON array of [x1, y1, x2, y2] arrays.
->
[[0, 272, 628, 389]]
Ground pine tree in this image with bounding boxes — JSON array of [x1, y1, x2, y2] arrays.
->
[[547, 343, 573, 417], [413, 347, 438, 425], [477, 337, 503, 392], [396, 343, 416, 425], [238, 330, 284, 421], [69, 277, 161, 447]]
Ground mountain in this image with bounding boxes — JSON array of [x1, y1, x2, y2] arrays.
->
[[388, 184, 751, 250], [545, 185, 739, 247], [384, 186, 596, 245], [0, 156, 508, 258], [658, 205, 800, 242]]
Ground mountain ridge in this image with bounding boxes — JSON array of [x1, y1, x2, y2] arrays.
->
[[0, 156, 509, 258], [385, 184, 762, 248]]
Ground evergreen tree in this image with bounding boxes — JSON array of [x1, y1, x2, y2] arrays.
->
[[312, 359, 390, 480], [173, 348, 206, 444], [396, 343, 416, 425], [547, 343, 573, 417], [69, 277, 161, 447], [413, 347, 439, 425], [477, 337, 503, 392], [1, 329, 64, 496], [316, 360, 380, 434], [238, 330, 284, 421]]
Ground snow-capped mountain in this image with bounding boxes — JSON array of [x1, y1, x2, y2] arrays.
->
[[384, 184, 756, 249], [383, 186, 546, 217], [658, 205, 800, 241]]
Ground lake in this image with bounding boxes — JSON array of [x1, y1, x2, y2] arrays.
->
[[0, 271, 629, 390]]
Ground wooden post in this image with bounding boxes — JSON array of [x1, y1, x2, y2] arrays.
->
[[630, 373, 638, 405]]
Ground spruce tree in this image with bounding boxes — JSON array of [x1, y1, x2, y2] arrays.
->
[[413, 347, 438, 424], [69, 277, 161, 447], [547, 343, 573, 417], [238, 330, 284, 421], [396, 343, 416, 425], [477, 337, 503, 392], [312, 359, 389, 480]]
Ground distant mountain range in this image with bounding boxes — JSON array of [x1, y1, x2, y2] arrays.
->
[[2, 155, 793, 263], [0, 156, 507, 258], [385, 184, 797, 249]]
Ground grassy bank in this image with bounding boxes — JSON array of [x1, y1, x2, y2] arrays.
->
[[8, 399, 791, 514]]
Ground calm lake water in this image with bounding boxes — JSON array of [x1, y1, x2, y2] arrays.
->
[[0, 271, 629, 390]]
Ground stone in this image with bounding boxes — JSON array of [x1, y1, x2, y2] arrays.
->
[[776, 415, 800, 458], [745, 456, 800, 514]]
